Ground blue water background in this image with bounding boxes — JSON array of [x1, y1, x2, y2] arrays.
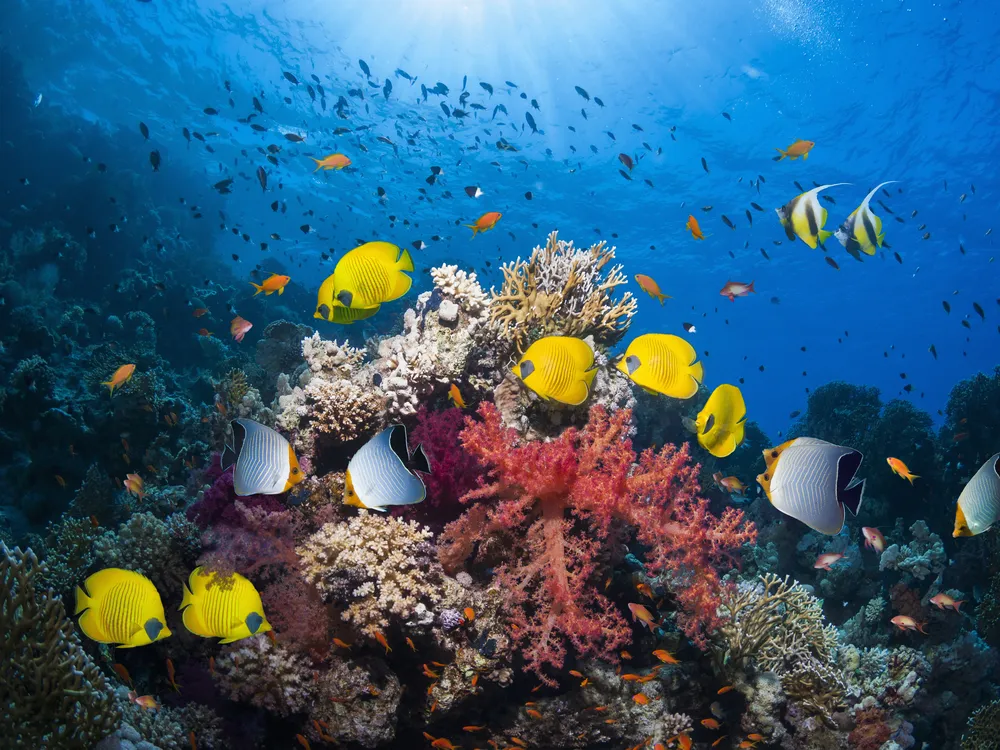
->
[[4, 0, 997, 438]]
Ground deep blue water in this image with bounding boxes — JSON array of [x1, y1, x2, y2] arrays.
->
[[3, 0, 998, 438]]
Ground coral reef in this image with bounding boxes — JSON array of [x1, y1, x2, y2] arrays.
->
[[880, 520, 947, 582]]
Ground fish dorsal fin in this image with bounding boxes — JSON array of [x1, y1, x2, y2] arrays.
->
[[388, 424, 411, 466], [223, 420, 247, 470], [837, 450, 865, 516], [860, 181, 898, 212], [811, 182, 851, 196]]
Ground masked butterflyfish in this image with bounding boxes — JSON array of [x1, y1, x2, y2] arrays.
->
[[775, 183, 850, 249], [835, 181, 897, 260], [179, 567, 272, 644], [617, 333, 703, 399], [696, 384, 747, 458], [322, 240, 414, 309], [954, 452, 1000, 537], [222, 418, 304, 496], [757, 437, 865, 535], [344, 424, 431, 511], [75, 568, 171, 648], [513, 335, 597, 405]]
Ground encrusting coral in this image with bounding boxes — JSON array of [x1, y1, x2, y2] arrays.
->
[[1, 544, 120, 748], [488, 230, 637, 353], [439, 403, 755, 685]]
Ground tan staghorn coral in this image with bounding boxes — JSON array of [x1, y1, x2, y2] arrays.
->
[[715, 574, 847, 721], [1, 544, 120, 748], [296, 512, 443, 637], [488, 230, 637, 353]]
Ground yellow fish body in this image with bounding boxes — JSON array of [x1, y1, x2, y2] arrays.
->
[[75, 568, 171, 648], [179, 567, 271, 644], [617, 334, 703, 399], [695, 384, 747, 458], [834, 181, 897, 260], [513, 336, 596, 406], [320, 241, 414, 310], [775, 183, 850, 249]]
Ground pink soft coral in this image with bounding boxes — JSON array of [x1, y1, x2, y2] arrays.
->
[[440, 403, 756, 685]]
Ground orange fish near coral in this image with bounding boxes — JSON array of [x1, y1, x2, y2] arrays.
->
[[333, 638, 352, 649], [929, 593, 966, 612], [465, 211, 502, 237], [123, 473, 145, 500], [632, 693, 650, 705], [774, 139, 815, 161], [634, 274, 671, 304], [891, 615, 928, 634], [230, 316, 253, 343], [720, 280, 755, 302], [449, 384, 467, 409], [374, 631, 392, 654], [192, 308, 209, 318], [686, 214, 705, 240], [311, 153, 351, 171], [113, 662, 133, 687], [102, 364, 136, 395], [463, 606, 475, 622], [295, 734, 311, 750], [249, 273, 290, 297], [197, 328, 213, 337], [713, 472, 747, 495], [627, 602, 659, 631], [652, 649, 679, 664], [166, 658, 180, 692], [128, 691, 159, 711], [862, 526, 885, 553], [814, 553, 845, 571], [701, 718, 722, 730], [886, 457, 919, 485]]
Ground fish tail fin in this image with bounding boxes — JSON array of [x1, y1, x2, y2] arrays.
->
[[748, 281, 756, 294], [917, 622, 929, 635], [74, 585, 91, 615], [249, 282, 264, 296], [907, 473, 920, 485], [464, 224, 479, 236], [102, 380, 115, 395], [954, 600, 966, 612], [310, 158, 322, 172], [656, 293, 669, 305], [396, 248, 415, 273], [818, 229, 833, 246], [774, 148, 787, 161], [842, 478, 865, 517], [221, 442, 237, 471]]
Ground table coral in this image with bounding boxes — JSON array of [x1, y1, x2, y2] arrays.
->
[[439, 402, 755, 685], [488, 230, 637, 354]]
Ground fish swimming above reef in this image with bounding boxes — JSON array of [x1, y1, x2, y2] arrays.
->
[[694, 384, 747, 458], [75, 568, 171, 647], [773, 139, 815, 161], [757, 437, 865, 535], [102, 363, 136, 395], [513, 335, 596, 406], [617, 333, 703, 399], [953, 452, 1000, 537], [311, 153, 351, 171], [776, 183, 849, 249], [249, 272, 290, 296], [835, 181, 897, 260], [317, 241, 414, 310], [222, 418, 304, 496], [180, 567, 272, 644], [465, 211, 502, 237], [344, 425, 431, 511]]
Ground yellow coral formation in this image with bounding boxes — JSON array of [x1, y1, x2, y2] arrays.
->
[[296, 512, 442, 637], [488, 230, 637, 353]]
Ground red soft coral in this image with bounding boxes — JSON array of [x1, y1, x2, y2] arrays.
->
[[440, 403, 756, 685]]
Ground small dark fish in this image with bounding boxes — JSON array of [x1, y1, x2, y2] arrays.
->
[[283, 71, 298, 84], [182, 127, 190, 143], [300, 224, 313, 234], [942, 300, 951, 313], [480, 81, 493, 96], [962, 320, 972, 330], [270, 200, 279, 211], [204, 107, 218, 115], [619, 169, 632, 182], [722, 112, 731, 121], [760, 248, 770, 260], [721, 215, 735, 229], [971, 183, 976, 194], [922, 232, 931, 240], [149, 150, 161, 171], [606, 131, 616, 141], [960, 193, 967, 203], [531, 98, 539, 110], [929, 344, 937, 360], [618, 153, 634, 171], [574, 85, 590, 100], [256, 166, 267, 192], [524, 191, 533, 200], [701, 157, 709, 173], [789, 410, 800, 418], [632, 123, 643, 132], [821, 195, 836, 205], [701, 205, 713, 212], [594, 96, 605, 107], [525, 112, 538, 133], [251, 123, 267, 132], [918, 224, 926, 230], [894, 252, 903, 264], [974, 302, 985, 320], [284, 133, 305, 142], [750, 202, 764, 212], [746, 210, 753, 227], [794, 180, 805, 192], [213, 178, 233, 193], [382, 79, 392, 99], [825, 256, 840, 270], [465, 186, 483, 198], [877, 199, 894, 214]]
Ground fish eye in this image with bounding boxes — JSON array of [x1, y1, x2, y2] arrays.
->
[[770, 450, 778, 458], [291, 467, 300, 475], [763, 473, 769, 480]]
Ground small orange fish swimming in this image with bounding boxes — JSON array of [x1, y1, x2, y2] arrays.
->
[[929, 593, 966, 612], [635, 582, 654, 599], [463, 606, 475, 622], [651, 649, 679, 664], [113, 662, 133, 687], [627, 602, 659, 631], [891, 615, 928, 634], [632, 693, 650, 705], [192, 308, 209, 318], [449, 384, 467, 409], [208, 656, 216, 677], [526, 708, 543, 719], [128, 691, 159, 711], [55, 474, 67, 488], [814, 553, 845, 571], [463, 725, 486, 732], [230, 316, 253, 343], [774, 139, 815, 161], [686, 214, 705, 240], [747, 734, 766, 742], [406, 636, 417, 651], [333, 637, 352, 649], [634, 274, 671, 304], [720, 280, 755, 301], [701, 718, 721, 730], [295, 734, 311, 750], [374, 631, 392, 654], [197, 328, 213, 337], [311, 153, 351, 171], [249, 273, 290, 296], [717, 685, 734, 695], [166, 658, 181, 692], [430, 737, 459, 749], [102, 364, 136, 395], [862, 526, 885, 553], [713, 472, 747, 494], [465, 211, 502, 237], [886, 457, 919, 484], [123, 473, 145, 500], [189, 731, 197, 750]]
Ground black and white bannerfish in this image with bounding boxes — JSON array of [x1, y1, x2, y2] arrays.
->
[[954, 452, 1000, 537], [756, 437, 865, 535], [344, 425, 431, 511], [835, 181, 897, 260], [775, 183, 850, 249], [222, 419, 304, 496]]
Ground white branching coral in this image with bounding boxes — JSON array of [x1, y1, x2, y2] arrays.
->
[[296, 513, 443, 637], [302, 332, 366, 378], [488, 230, 637, 353], [213, 635, 313, 716], [430, 264, 489, 318]]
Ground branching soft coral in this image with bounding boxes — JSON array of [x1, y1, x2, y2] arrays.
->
[[439, 403, 756, 684], [405, 406, 483, 524]]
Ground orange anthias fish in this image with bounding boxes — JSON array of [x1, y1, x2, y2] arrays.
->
[[113, 662, 133, 687], [635, 582, 654, 599], [886, 457, 920, 484], [774, 139, 815, 161], [465, 211, 502, 237], [627, 602, 659, 631], [713, 472, 747, 495], [406, 637, 417, 652], [814, 553, 845, 571], [430, 738, 460, 750], [673, 735, 692, 750], [123, 473, 145, 500], [333, 638, 352, 649], [891, 615, 928, 634], [701, 718, 721, 729], [209, 656, 216, 677], [230, 316, 253, 343], [652, 649, 679, 664], [295, 734, 312, 750], [720, 280, 755, 302], [189, 731, 197, 750], [249, 273, 290, 296], [128, 691, 159, 711], [929, 593, 966, 612], [192, 308, 209, 318], [102, 364, 136, 395], [632, 693, 650, 705], [634, 274, 671, 304], [686, 214, 705, 240], [311, 153, 351, 171], [449, 384, 467, 409], [166, 658, 180, 692], [862, 526, 886, 553], [197, 328, 214, 337], [374, 631, 392, 654]]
